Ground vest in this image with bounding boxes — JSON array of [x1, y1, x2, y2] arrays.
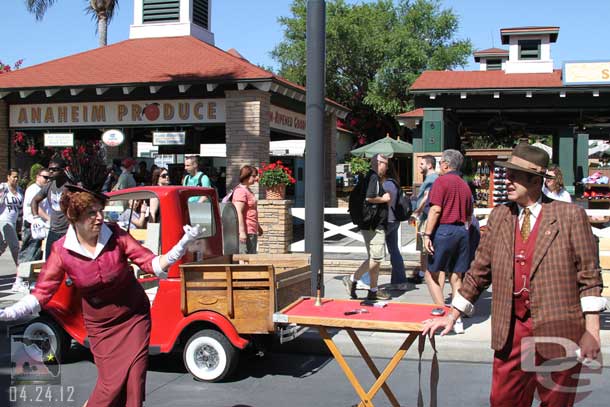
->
[[513, 211, 542, 320]]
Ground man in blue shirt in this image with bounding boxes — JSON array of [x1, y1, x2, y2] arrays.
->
[[182, 155, 211, 203], [411, 155, 438, 282]]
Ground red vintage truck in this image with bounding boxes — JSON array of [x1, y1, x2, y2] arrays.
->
[[17, 186, 310, 382]]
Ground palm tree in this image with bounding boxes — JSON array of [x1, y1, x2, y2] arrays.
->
[[25, 0, 119, 47]]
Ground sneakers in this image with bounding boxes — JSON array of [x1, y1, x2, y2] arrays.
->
[[453, 318, 465, 334], [367, 289, 391, 301], [342, 276, 357, 299], [356, 280, 370, 290], [11, 281, 30, 293]]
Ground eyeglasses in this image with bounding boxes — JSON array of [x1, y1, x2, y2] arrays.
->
[[160, 174, 169, 178], [48, 167, 63, 172], [40, 175, 51, 180]]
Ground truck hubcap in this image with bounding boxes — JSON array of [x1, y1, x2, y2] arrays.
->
[[196, 344, 219, 369]]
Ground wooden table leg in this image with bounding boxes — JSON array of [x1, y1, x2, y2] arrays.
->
[[347, 329, 401, 407], [357, 332, 419, 407], [317, 326, 375, 407]]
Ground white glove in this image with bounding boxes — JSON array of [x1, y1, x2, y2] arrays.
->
[[31, 217, 49, 240], [166, 224, 202, 265], [0, 294, 41, 321]]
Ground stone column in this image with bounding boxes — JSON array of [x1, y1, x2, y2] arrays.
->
[[225, 90, 270, 199], [257, 199, 292, 253], [324, 112, 337, 206], [0, 100, 9, 179]]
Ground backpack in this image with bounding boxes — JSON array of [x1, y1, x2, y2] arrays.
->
[[348, 173, 381, 229], [183, 173, 206, 187], [389, 179, 412, 222], [221, 186, 236, 203]]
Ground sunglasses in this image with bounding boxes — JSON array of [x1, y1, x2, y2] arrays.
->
[[160, 174, 169, 178], [40, 175, 51, 180], [48, 167, 63, 172]]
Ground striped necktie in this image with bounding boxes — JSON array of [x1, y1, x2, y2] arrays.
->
[[521, 208, 531, 242]]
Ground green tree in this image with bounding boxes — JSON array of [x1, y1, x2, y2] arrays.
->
[[25, 0, 119, 47], [272, 0, 472, 140]]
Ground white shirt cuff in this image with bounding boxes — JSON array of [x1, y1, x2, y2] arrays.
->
[[451, 291, 475, 317], [152, 256, 166, 278], [580, 296, 608, 313]]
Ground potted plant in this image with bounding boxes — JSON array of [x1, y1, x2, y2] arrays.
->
[[259, 160, 296, 199]]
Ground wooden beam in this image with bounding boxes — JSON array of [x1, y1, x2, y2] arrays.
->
[[122, 86, 135, 95], [178, 84, 191, 93], [96, 87, 109, 95], [19, 90, 34, 99], [252, 81, 272, 92], [44, 89, 59, 98], [70, 88, 83, 96]]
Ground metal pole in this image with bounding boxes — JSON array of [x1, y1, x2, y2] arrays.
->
[[305, 0, 326, 296]]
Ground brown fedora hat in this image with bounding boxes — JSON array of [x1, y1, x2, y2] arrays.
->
[[494, 143, 554, 179]]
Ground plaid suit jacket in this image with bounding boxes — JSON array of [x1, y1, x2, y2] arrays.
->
[[460, 195, 603, 358]]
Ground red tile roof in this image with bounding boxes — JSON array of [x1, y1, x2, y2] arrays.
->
[[410, 69, 563, 91], [0, 36, 275, 89], [397, 108, 423, 118]]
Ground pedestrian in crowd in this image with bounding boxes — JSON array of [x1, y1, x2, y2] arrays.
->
[[411, 155, 439, 283], [423, 143, 606, 406], [382, 161, 408, 289], [31, 157, 69, 259], [149, 167, 170, 223], [135, 161, 151, 185], [182, 155, 211, 202], [423, 149, 473, 334], [0, 184, 200, 407], [102, 165, 119, 193], [542, 164, 572, 202], [359, 160, 408, 290], [17, 168, 51, 264], [232, 165, 263, 254], [0, 169, 24, 267], [114, 158, 137, 190], [118, 200, 149, 230], [343, 154, 391, 301]]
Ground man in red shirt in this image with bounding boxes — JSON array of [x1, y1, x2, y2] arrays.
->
[[423, 149, 473, 334]]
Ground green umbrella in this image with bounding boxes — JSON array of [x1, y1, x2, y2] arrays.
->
[[350, 136, 413, 158]]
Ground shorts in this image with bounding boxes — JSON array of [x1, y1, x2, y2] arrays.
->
[[427, 224, 470, 273], [361, 227, 385, 262]]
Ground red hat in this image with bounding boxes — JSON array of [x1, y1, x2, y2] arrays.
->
[[121, 158, 136, 169]]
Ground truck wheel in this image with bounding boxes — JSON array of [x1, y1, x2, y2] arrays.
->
[[23, 317, 71, 363], [183, 329, 239, 382]]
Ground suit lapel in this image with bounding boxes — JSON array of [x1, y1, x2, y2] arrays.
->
[[499, 204, 517, 261], [530, 203, 558, 278]]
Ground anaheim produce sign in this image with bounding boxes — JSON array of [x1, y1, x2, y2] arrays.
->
[[9, 99, 226, 127]]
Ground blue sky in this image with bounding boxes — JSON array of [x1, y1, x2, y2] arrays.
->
[[1, 0, 609, 71]]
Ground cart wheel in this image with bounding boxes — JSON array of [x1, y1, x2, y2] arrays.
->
[[183, 329, 239, 382], [23, 316, 71, 363]]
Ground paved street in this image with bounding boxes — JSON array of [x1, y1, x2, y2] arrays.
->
[[1, 250, 609, 406]]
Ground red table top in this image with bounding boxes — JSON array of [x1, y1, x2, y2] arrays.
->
[[279, 297, 447, 333]]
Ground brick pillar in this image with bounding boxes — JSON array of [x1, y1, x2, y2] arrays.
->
[[257, 199, 292, 253], [324, 112, 337, 206], [0, 100, 9, 179], [225, 90, 270, 199]]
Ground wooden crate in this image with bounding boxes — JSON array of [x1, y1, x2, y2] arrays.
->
[[180, 254, 311, 334]]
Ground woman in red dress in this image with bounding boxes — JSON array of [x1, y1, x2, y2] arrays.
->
[[1, 185, 199, 406]]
